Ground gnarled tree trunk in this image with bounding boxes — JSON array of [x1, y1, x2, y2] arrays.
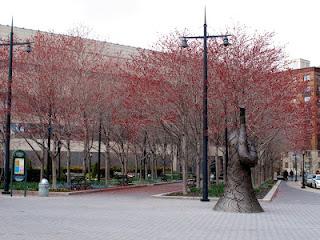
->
[[214, 108, 263, 213]]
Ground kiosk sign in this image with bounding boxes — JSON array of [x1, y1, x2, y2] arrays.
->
[[12, 150, 26, 182], [10, 150, 27, 196], [14, 158, 25, 176]]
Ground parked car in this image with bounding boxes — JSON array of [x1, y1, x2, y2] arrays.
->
[[306, 174, 316, 187], [312, 175, 320, 189]]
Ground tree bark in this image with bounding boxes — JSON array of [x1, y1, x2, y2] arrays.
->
[[51, 153, 57, 190], [181, 135, 187, 195], [214, 108, 263, 213], [215, 145, 220, 185], [105, 136, 111, 185], [196, 144, 201, 188]]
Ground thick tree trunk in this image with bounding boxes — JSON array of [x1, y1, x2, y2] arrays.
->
[[154, 157, 158, 179], [215, 146, 220, 184], [181, 135, 187, 195], [140, 155, 143, 182], [170, 148, 174, 180], [151, 155, 155, 180], [196, 144, 201, 188], [40, 144, 45, 180], [52, 155, 57, 190], [105, 133, 111, 185], [134, 154, 138, 178], [214, 108, 263, 213]]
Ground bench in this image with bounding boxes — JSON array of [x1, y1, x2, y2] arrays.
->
[[65, 172, 90, 190], [113, 174, 133, 185], [187, 178, 196, 187]]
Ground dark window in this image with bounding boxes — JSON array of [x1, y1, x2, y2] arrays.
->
[[304, 74, 310, 81]]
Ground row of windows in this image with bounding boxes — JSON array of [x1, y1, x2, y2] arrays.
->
[[284, 162, 320, 169]]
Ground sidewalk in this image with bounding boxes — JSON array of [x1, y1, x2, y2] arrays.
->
[[286, 180, 320, 194], [0, 181, 319, 240]]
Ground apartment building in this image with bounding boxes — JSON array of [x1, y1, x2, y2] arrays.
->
[[282, 63, 320, 174]]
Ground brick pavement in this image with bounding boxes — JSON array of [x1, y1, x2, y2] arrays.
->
[[0, 181, 319, 240]]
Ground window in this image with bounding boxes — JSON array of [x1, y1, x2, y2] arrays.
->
[[306, 151, 312, 157], [304, 74, 310, 81], [304, 87, 311, 97], [285, 162, 288, 168], [318, 162, 320, 168]]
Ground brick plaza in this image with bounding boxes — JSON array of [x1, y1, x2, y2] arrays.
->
[[1, 182, 319, 240]]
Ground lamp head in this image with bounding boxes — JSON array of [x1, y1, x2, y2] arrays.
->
[[26, 41, 32, 53], [222, 36, 230, 47], [180, 37, 188, 48]]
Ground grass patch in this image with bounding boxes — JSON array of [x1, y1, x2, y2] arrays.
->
[[167, 180, 275, 199], [167, 183, 224, 197]]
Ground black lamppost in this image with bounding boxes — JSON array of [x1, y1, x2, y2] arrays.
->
[[57, 140, 61, 181], [1, 19, 31, 194], [46, 106, 52, 182], [301, 151, 305, 188], [97, 114, 102, 181], [180, 10, 230, 202], [294, 153, 298, 182]]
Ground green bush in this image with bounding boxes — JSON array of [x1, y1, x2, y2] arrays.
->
[[165, 172, 182, 180], [0, 181, 39, 191]]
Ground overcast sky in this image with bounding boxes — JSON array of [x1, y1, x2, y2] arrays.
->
[[1, 0, 319, 65]]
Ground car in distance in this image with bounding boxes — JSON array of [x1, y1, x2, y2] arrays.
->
[[306, 174, 316, 187], [312, 175, 320, 189]]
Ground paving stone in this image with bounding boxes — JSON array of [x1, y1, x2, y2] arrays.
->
[[0, 182, 319, 240]]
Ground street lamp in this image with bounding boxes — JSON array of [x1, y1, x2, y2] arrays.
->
[[180, 10, 230, 202], [0, 19, 32, 194], [301, 151, 305, 188], [294, 153, 298, 182]]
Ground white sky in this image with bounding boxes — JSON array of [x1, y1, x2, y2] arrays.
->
[[1, 0, 320, 65]]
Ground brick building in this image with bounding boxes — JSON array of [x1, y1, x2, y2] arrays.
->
[[282, 65, 320, 174]]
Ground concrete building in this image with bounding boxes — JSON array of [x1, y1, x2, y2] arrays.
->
[[291, 58, 310, 69], [0, 24, 225, 175], [0, 24, 142, 168]]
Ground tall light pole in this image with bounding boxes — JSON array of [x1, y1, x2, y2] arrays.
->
[[46, 106, 52, 181], [301, 151, 305, 188], [180, 10, 230, 202], [1, 19, 31, 194], [97, 114, 102, 181], [294, 153, 298, 182]]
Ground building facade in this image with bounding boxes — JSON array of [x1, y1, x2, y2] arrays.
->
[[282, 66, 320, 174]]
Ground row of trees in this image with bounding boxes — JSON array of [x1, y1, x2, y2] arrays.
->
[[0, 26, 312, 192]]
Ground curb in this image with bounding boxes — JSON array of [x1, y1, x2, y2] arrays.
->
[[152, 180, 282, 202], [261, 180, 281, 202], [6, 181, 182, 197], [152, 192, 219, 201]]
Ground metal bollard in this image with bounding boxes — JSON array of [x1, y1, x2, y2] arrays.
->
[[38, 178, 50, 197]]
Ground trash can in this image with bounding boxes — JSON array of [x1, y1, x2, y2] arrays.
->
[[38, 178, 50, 197]]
